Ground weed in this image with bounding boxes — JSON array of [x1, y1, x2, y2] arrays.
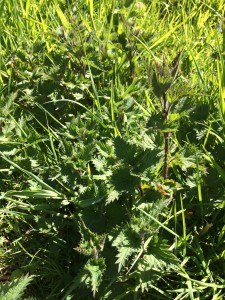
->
[[0, 0, 225, 299]]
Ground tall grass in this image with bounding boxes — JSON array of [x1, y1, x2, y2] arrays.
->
[[0, 0, 225, 299]]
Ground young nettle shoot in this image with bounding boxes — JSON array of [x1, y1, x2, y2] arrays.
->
[[152, 52, 182, 180]]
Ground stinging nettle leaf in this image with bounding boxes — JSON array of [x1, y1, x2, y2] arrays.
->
[[110, 166, 140, 192], [114, 137, 137, 165], [0, 275, 34, 300]]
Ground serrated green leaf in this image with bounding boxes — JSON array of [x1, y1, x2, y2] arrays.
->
[[134, 238, 179, 292], [106, 189, 120, 204], [111, 166, 140, 192], [0, 275, 33, 300], [110, 229, 140, 272], [114, 137, 136, 165], [73, 258, 106, 297], [116, 246, 135, 272]]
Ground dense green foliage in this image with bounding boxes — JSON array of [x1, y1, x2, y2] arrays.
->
[[0, 0, 225, 299]]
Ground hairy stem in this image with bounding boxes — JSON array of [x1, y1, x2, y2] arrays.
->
[[164, 131, 170, 180], [162, 93, 170, 180]]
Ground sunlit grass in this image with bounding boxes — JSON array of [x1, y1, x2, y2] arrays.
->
[[0, 0, 225, 298]]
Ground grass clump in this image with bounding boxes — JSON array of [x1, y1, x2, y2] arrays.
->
[[0, 0, 225, 299]]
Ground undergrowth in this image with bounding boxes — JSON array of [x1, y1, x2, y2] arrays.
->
[[0, 0, 225, 299]]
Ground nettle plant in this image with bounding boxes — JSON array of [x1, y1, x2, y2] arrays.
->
[[150, 52, 199, 180], [60, 54, 203, 299], [0, 1, 213, 298], [0, 40, 204, 299], [65, 138, 178, 299]]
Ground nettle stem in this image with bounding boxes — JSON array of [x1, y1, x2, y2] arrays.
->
[[163, 131, 170, 180], [154, 52, 181, 180], [162, 92, 170, 180]]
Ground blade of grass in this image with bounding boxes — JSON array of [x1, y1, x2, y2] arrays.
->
[[195, 148, 203, 219], [133, 11, 196, 53], [53, 0, 71, 29], [180, 193, 187, 257], [203, 148, 225, 183], [5, 189, 62, 199], [45, 99, 106, 128], [89, 0, 96, 31], [0, 152, 62, 196], [110, 81, 121, 137]]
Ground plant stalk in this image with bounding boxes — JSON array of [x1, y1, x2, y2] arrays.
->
[[163, 92, 170, 180]]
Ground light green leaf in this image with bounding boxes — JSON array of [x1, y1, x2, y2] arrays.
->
[[0, 275, 34, 300], [5, 189, 61, 199]]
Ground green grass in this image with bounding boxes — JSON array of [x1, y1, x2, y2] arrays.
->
[[0, 0, 225, 299]]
